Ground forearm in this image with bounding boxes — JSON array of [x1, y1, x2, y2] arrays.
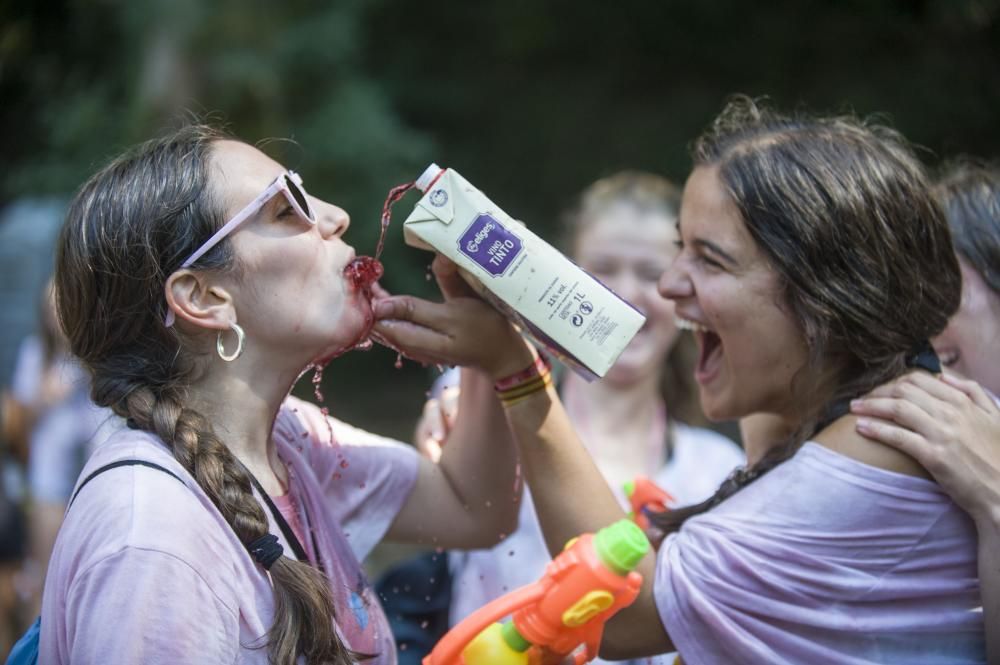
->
[[977, 509, 1000, 665], [436, 367, 521, 541], [504, 384, 625, 546], [502, 384, 674, 658]]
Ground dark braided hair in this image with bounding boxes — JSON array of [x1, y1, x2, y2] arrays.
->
[[652, 97, 961, 536], [56, 125, 361, 664]]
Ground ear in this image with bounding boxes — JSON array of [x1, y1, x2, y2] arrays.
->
[[165, 269, 236, 331]]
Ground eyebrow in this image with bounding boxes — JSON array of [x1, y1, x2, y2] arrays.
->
[[676, 217, 739, 267], [693, 238, 738, 267]]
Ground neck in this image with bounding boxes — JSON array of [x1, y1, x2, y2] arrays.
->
[[184, 351, 303, 494], [739, 412, 799, 466]]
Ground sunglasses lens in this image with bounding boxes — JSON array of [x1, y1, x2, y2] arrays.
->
[[285, 175, 314, 221]]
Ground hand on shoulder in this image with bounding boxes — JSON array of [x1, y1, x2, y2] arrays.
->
[[849, 371, 1000, 520]]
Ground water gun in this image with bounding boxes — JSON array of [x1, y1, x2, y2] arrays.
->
[[623, 476, 674, 530], [423, 519, 649, 665]]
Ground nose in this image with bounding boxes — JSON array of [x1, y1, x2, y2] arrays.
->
[[658, 255, 692, 302], [316, 199, 350, 239]]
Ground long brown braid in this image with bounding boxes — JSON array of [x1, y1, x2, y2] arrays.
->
[[56, 125, 361, 664]]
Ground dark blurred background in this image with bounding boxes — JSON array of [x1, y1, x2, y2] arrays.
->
[[2, 0, 998, 440]]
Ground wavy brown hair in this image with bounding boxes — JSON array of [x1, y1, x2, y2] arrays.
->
[[55, 125, 359, 664], [651, 97, 961, 535]]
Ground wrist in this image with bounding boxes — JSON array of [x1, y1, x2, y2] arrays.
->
[[488, 335, 539, 382], [494, 352, 553, 407]]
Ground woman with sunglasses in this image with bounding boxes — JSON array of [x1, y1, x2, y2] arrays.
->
[[375, 99, 986, 662], [40, 125, 535, 664]]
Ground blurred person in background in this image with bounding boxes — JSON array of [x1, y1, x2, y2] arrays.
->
[[850, 159, 1000, 663], [2, 280, 98, 651], [39, 124, 534, 665], [1, 282, 119, 618], [0, 198, 68, 657]]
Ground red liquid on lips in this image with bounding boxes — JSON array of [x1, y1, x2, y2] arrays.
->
[[344, 255, 384, 290], [343, 255, 383, 351]]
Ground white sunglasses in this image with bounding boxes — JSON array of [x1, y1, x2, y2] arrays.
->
[[165, 170, 315, 327]]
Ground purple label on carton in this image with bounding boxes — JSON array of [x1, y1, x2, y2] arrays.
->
[[458, 213, 522, 276]]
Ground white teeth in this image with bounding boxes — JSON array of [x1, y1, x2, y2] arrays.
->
[[675, 317, 709, 333]]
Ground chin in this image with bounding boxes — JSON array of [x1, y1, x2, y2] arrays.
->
[[698, 388, 742, 423]]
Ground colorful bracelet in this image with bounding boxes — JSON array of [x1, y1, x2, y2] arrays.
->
[[494, 354, 553, 406]]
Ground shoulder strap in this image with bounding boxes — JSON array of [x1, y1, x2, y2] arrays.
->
[[245, 472, 313, 565], [69, 459, 185, 509]]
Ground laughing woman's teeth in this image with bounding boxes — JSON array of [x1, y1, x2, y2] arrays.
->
[[676, 317, 708, 332]]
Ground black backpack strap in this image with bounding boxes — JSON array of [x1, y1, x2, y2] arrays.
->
[[245, 470, 314, 566], [69, 460, 185, 509]]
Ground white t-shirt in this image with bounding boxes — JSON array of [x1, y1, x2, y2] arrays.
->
[[40, 396, 420, 664]]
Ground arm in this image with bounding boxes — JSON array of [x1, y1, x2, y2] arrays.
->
[[374, 259, 674, 659], [499, 385, 674, 660], [377, 257, 533, 550], [851, 372, 1000, 663]]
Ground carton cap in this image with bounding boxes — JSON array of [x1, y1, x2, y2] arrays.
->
[[415, 163, 444, 192]]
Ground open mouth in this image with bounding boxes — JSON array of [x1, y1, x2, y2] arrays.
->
[[344, 255, 384, 292], [676, 316, 723, 384]]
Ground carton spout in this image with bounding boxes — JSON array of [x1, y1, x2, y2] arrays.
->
[[415, 163, 444, 193]]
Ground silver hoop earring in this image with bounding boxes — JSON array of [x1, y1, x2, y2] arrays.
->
[[217, 322, 245, 362]]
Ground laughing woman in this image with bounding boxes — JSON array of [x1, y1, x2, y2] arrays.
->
[[375, 98, 985, 664]]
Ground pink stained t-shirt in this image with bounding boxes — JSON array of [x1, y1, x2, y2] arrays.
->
[[39, 396, 420, 664], [654, 441, 985, 664]]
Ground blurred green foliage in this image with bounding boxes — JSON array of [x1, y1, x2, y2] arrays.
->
[[2, 0, 998, 438]]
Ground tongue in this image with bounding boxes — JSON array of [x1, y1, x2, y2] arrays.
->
[[698, 330, 722, 375]]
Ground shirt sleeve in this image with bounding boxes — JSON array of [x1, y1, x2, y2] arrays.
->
[[63, 547, 239, 665]]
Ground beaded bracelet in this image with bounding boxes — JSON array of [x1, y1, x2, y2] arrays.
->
[[494, 354, 553, 406]]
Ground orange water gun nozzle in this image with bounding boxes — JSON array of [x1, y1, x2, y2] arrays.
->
[[423, 519, 650, 665], [623, 476, 674, 530]]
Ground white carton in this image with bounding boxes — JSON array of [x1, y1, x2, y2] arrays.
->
[[402, 164, 646, 380]]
